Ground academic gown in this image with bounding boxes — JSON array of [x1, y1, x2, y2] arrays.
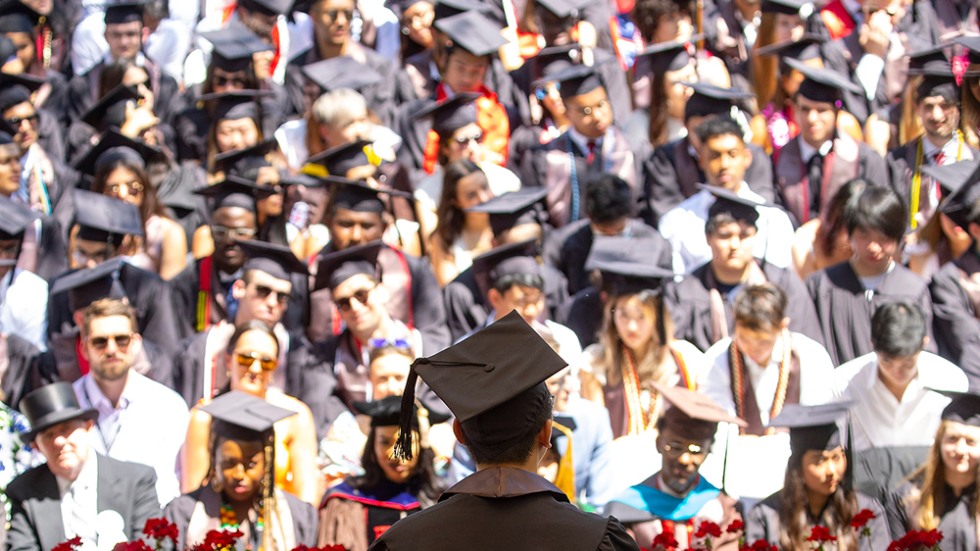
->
[[886, 481, 978, 548], [542, 218, 672, 296], [66, 58, 183, 128], [805, 260, 935, 366], [928, 250, 980, 386], [169, 257, 235, 338], [283, 332, 348, 439], [669, 260, 823, 352], [0, 334, 42, 411], [746, 491, 890, 551], [885, 138, 979, 221], [639, 136, 775, 227], [555, 286, 603, 348], [318, 480, 423, 550]]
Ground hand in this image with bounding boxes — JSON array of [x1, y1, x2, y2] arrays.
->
[[859, 11, 892, 58], [120, 100, 159, 139]]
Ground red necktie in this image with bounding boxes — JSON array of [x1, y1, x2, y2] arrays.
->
[[586, 140, 596, 164], [934, 151, 946, 200]]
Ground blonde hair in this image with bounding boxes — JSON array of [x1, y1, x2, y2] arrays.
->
[[907, 420, 980, 530]]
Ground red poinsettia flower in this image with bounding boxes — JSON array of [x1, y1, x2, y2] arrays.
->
[[112, 541, 154, 551], [739, 540, 777, 551], [850, 508, 876, 530], [695, 521, 722, 539], [142, 517, 179, 544], [806, 525, 837, 543], [52, 537, 83, 551], [726, 520, 745, 534], [887, 529, 944, 551], [652, 532, 679, 550], [190, 529, 245, 551]]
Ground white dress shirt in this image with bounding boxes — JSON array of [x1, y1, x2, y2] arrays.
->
[[59, 453, 98, 549], [0, 268, 48, 351]]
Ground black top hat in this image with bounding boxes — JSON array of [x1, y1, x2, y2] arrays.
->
[[19, 382, 98, 442]]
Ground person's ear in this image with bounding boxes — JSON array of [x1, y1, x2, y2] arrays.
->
[[921, 335, 930, 350], [487, 288, 503, 311], [537, 418, 553, 450], [232, 279, 246, 300], [72, 311, 85, 334], [129, 332, 143, 356], [967, 221, 980, 242], [780, 317, 790, 331], [452, 418, 467, 445]]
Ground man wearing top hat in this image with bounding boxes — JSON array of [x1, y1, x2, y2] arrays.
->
[[774, 59, 887, 227], [369, 312, 640, 551], [6, 382, 160, 551], [605, 384, 745, 550]]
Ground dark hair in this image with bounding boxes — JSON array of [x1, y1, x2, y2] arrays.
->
[[733, 284, 787, 332], [695, 115, 744, 146], [631, 0, 689, 43], [843, 185, 906, 242], [648, 70, 671, 147], [352, 426, 444, 507], [706, 206, 759, 233], [871, 302, 927, 357], [819, 179, 869, 257], [90, 154, 167, 225], [463, 388, 553, 465], [98, 58, 149, 97], [778, 451, 858, 551], [227, 319, 281, 358], [585, 174, 633, 224], [492, 272, 545, 294], [433, 159, 485, 248]]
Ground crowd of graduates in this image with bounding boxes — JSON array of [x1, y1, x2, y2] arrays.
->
[[0, 0, 975, 547]]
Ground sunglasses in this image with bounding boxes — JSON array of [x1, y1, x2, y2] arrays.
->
[[214, 75, 248, 88], [453, 131, 483, 146], [334, 287, 373, 312], [6, 112, 38, 127], [368, 337, 411, 350], [89, 333, 133, 350], [254, 284, 290, 305], [324, 8, 354, 21], [235, 351, 277, 371]]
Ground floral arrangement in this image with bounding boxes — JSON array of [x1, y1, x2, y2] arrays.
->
[[886, 529, 944, 551]]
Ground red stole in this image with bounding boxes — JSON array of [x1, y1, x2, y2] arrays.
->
[[820, 0, 857, 40]]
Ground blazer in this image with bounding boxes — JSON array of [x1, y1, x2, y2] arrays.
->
[[6, 454, 160, 551]]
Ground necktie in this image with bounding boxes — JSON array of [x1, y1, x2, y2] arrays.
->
[[586, 141, 597, 164], [933, 151, 946, 200], [806, 153, 824, 220]]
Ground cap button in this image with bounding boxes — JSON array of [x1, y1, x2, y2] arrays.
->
[[484, 363, 495, 372]]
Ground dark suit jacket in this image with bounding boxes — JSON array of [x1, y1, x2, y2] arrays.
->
[[6, 454, 160, 551]]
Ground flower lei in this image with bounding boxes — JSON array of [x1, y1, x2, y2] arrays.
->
[[729, 330, 792, 435]]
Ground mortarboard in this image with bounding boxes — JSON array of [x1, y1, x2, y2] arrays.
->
[[435, 11, 506, 58], [236, 238, 309, 280], [0, 0, 39, 34], [636, 38, 695, 75], [0, 72, 43, 112], [466, 187, 548, 236], [534, 0, 582, 19], [702, 184, 772, 227], [906, 44, 957, 102], [213, 139, 280, 176], [931, 389, 980, 427], [529, 44, 581, 83], [760, 0, 812, 16], [323, 176, 410, 214], [72, 129, 166, 176], [956, 36, 980, 78], [353, 395, 451, 428], [193, 176, 275, 212], [103, 0, 146, 24], [433, 0, 490, 21], [683, 82, 753, 121], [306, 139, 373, 177], [548, 63, 603, 101], [50, 257, 130, 312], [313, 240, 382, 291], [784, 57, 862, 103], [754, 35, 823, 61], [412, 93, 480, 138], [201, 390, 297, 441], [0, 193, 35, 241], [471, 238, 540, 299], [200, 90, 270, 122], [236, 0, 291, 16], [301, 57, 383, 93], [655, 381, 746, 441], [769, 401, 852, 456], [926, 159, 980, 229], [73, 189, 144, 245], [0, 35, 13, 63], [199, 21, 273, 72], [394, 310, 567, 460], [80, 83, 141, 130]]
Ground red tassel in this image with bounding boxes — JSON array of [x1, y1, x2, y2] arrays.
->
[[952, 54, 969, 87]]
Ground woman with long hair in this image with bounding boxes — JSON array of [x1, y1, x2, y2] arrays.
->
[[747, 403, 891, 550], [165, 391, 317, 550], [317, 395, 446, 551], [182, 321, 321, 506], [885, 392, 980, 548], [791, 178, 866, 280], [428, 159, 495, 286]]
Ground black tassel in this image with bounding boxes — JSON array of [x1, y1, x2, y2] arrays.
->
[[393, 361, 422, 461]]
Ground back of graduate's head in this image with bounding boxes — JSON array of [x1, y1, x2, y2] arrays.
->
[[458, 383, 554, 466], [843, 184, 906, 243], [733, 283, 788, 334], [585, 173, 634, 227], [871, 301, 927, 358]]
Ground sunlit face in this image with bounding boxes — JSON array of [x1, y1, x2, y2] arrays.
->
[[537, 82, 566, 120], [657, 426, 710, 494], [613, 295, 655, 353], [402, 0, 434, 48], [34, 419, 93, 481], [916, 95, 960, 144], [445, 123, 484, 164], [0, 143, 22, 196], [82, 315, 140, 384], [327, 208, 385, 249], [211, 207, 257, 274], [253, 166, 284, 218], [565, 86, 612, 139], [319, 111, 370, 149], [228, 329, 279, 396], [121, 65, 154, 112], [453, 171, 492, 211], [105, 21, 142, 61], [73, 239, 115, 269], [373, 426, 419, 483], [491, 284, 545, 325], [236, 270, 292, 326], [103, 166, 144, 207], [665, 62, 698, 120], [215, 118, 260, 153], [849, 226, 899, 274], [652, 12, 694, 43], [4, 100, 38, 153], [369, 353, 411, 399], [6, 31, 35, 69], [876, 350, 920, 391], [733, 324, 781, 366], [215, 438, 264, 504], [20, 0, 52, 15], [333, 273, 384, 336], [795, 95, 837, 148], [442, 49, 489, 94], [802, 447, 847, 498], [707, 219, 756, 274], [941, 421, 980, 478], [313, 0, 354, 46], [773, 12, 804, 43], [700, 134, 751, 190]]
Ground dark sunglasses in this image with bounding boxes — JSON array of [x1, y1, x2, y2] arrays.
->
[[334, 287, 373, 312], [235, 352, 277, 371], [89, 333, 133, 350], [214, 75, 247, 88], [255, 284, 290, 305], [6, 112, 38, 127]]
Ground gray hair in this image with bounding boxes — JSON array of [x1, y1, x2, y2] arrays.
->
[[312, 88, 368, 128]]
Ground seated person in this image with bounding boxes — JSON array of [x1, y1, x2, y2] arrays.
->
[[791, 178, 865, 280]]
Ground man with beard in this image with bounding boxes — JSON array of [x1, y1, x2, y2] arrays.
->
[[72, 297, 188, 507]]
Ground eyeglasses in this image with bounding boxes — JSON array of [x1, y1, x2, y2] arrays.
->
[[73, 247, 111, 266], [453, 131, 483, 146], [368, 337, 411, 350], [89, 333, 134, 350], [334, 287, 373, 312], [324, 8, 354, 21], [576, 99, 610, 117], [662, 441, 707, 459], [235, 351, 277, 371], [211, 225, 257, 240], [107, 181, 144, 196], [6, 112, 38, 127], [214, 75, 248, 88], [254, 284, 290, 305]]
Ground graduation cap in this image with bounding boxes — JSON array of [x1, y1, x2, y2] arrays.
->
[[547, 63, 603, 101], [80, 83, 141, 130], [702, 184, 773, 227], [213, 139, 280, 176], [683, 82, 753, 121], [760, 0, 812, 16], [72, 129, 167, 176], [0, 72, 43, 112], [471, 238, 541, 299], [906, 44, 957, 102], [655, 381, 746, 441], [529, 44, 581, 83], [534, 0, 582, 19], [313, 240, 382, 291], [199, 21, 273, 72], [193, 177, 273, 213], [755, 34, 823, 63], [0, 0, 40, 34], [50, 257, 130, 312], [394, 310, 567, 460], [353, 395, 451, 428], [931, 389, 980, 427], [236, 0, 291, 16], [433, 0, 494, 23], [435, 11, 506, 58], [636, 38, 695, 75], [323, 175, 410, 214], [412, 93, 479, 138], [73, 189, 144, 245], [236, 238, 309, 280], [784, 57, 862, 103], [769, 401, 853, 456], [926, 159, 980, 229], [0, 193, 36, 242], [466, 187, 548, 236], [103, 0, 146, 24], [199, 90, 270, 122], [955, 36, 980, 78], [202, 390, 297, 441], [306, 139, 373, 177], [301, 57, 383, 93]]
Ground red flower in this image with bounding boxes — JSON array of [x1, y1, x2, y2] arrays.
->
[[888, 529, 944, 550], [190, 529, 244, 551], [850, 508, 876, 530], [112, 542, 154, 551], [142, 517, 179, 543], [652, 532, 679, 550], [695, 521, 722, 539], [739, 540, 777, 551], [726, 520, 745, 534], [52, 537, 83, 551], [806, 525, 837, 543]]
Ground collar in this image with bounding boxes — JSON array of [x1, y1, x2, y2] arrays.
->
[[81, 370, 135, 414], [742, 334, 786, 372], [442, 466, 568, 502], [799, 138, 834, 163], [921, 134, 959, 161], [57, 451, 98, 497], [566, 126, 604, 157]]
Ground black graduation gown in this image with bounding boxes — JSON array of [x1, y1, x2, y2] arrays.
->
[[66, 58, 184, 128], [0, 334, 42, 411], [169, 258, 233, 339], [928, 250, 980, 385], [746, 491, 891, 551], [668, 260, 824, 352], [555, 285, 602, 348], [886, 481, 978, 548], [805, 260, 935, 366], [885, 138, 979, 216], [639, 136, 775, 227], [283, 332, 348, 439]]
